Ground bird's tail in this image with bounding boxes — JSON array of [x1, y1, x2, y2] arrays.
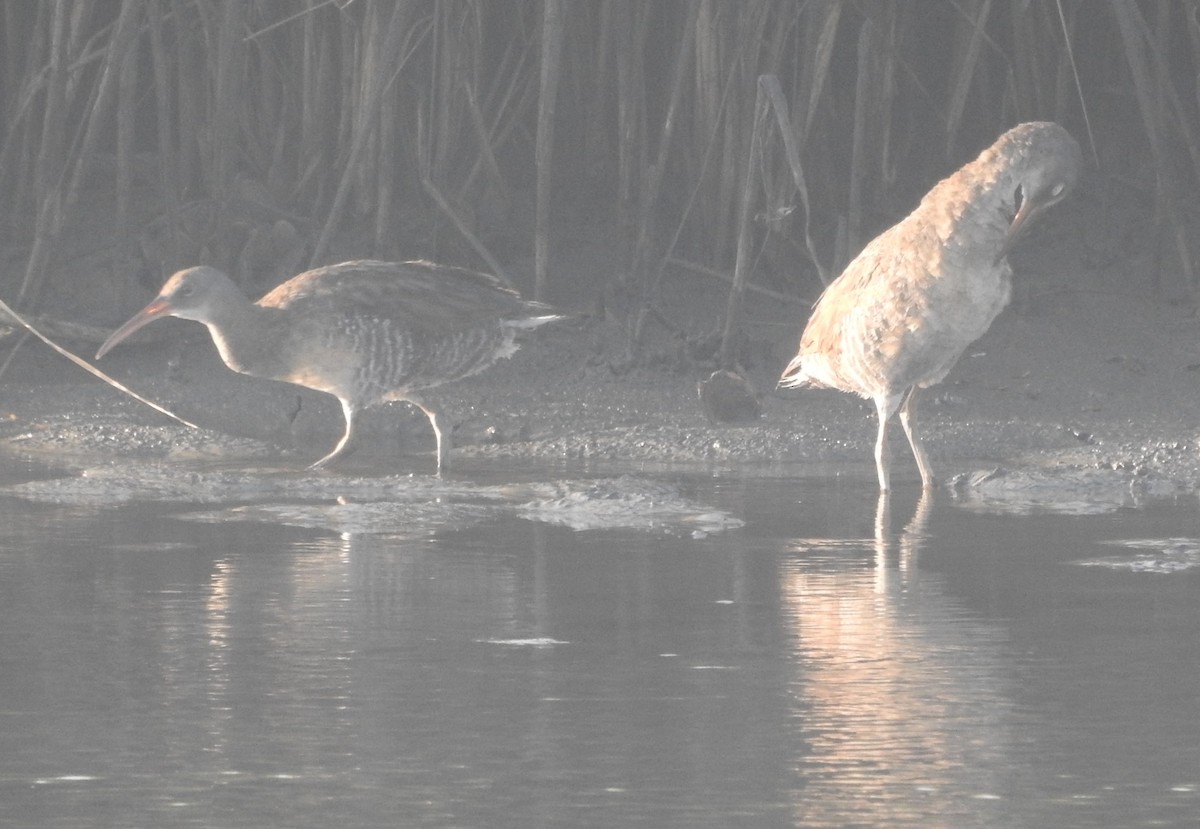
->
[[507, 313, 568, 330], [776, 352, 811, 390]]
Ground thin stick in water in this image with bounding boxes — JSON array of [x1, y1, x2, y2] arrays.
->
[[0, 297, 200, 430]]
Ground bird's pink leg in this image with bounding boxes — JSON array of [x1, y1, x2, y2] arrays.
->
[[873, 396, 897, 491], [410, 398, 448, 474], [310, 398, 357, 469], [898, 386, 935, 488]]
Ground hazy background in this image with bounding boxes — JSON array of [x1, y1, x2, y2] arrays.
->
[[0, 1, 1193, 332]]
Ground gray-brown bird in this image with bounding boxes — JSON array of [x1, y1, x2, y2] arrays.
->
[[96, 260, 564, 471], [778, 122, 1082, 490]]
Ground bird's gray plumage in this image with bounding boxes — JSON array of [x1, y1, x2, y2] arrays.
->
[[97, 259, 564, 470]]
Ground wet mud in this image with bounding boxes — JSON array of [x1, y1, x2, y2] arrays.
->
[[3, 259, 1200, 509]]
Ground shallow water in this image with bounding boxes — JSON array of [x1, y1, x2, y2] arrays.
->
[[1, 455, 1198, 828]]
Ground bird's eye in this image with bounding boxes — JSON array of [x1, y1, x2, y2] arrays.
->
[[1049, 182, 1065, 198]]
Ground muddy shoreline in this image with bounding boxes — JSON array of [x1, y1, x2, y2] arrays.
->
[[3, 259, 1200, 505]]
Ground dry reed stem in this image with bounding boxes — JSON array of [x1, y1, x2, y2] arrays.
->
[[310, 5, 426, 266], [758, 75, 828, 285], [0, 2, 1193, 333], [800, 2, 841, 139], [19, 1, 70, 308], [0, 296, 199, 430], [945, 0, 992, 150], [535, 0, 565, 301], [421, 177, 509, 285], [631, 0, 698, 294], [719, 75, 769, 370], [1113, 1, 1196, 289]]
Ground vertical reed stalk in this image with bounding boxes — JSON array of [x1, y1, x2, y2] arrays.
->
[[311, 5, 423, 266], [18, 1, 70, 307], [146, 0, 180, 275], [719, 75, 769, 370], [534, 0, 564, 300]]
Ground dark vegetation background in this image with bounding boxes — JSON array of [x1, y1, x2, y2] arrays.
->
[[0, 0, 1197, 351]]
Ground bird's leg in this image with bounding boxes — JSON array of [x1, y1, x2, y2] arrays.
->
[[309, 398, 357, 469], [410, 398, 449, 474], [898, 386, 935, 488], [872, 396, 898, 491]]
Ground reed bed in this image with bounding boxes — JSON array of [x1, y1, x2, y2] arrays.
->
[[0, 0, 1195, 323]]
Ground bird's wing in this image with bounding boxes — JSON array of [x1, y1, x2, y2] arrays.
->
[[794, 221, 942, 393], [260, 260, 542, 335]]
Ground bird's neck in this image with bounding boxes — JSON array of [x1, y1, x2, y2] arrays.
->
[[201, 301, 282, 376], [963, 151, 1022, 229], [922, 160, 1019, 253]]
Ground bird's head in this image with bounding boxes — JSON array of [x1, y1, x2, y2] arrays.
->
[[95, 266, 241, 359], [995, 123, 1083, 264]]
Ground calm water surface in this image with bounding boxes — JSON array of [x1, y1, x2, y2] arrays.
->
[[1, 456, 1198, 828]]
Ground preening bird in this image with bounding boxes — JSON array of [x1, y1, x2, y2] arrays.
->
[[778, 121, 1082, 490]]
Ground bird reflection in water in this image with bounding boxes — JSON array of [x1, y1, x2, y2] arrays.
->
[[782, 489, 1020, 824], [872, 488, 932, 590]]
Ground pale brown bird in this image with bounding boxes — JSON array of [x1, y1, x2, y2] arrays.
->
[[778, 122, 1082, 490], [96, 260, 564, 471]]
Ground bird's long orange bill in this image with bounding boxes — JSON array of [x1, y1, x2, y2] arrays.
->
[[95, 297, 174, 359], [994, 195, 1042, 264]]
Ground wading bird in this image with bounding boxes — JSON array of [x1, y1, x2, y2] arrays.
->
[[778, 122, 1082, 490], [97, 260, 564, 471]]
